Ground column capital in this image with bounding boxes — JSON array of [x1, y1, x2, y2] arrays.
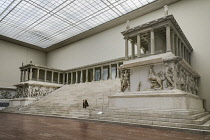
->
[[124, 36, 129, 40]]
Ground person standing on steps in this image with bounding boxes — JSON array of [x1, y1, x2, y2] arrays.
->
[[85, 99, 89, 108], [83, 100, 85, 108]]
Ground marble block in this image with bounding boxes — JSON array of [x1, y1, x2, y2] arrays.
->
[[9, 98, 36, 107], [108, 90, 204, 111]]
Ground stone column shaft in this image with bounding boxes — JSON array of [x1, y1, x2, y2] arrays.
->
[[63, 73, 65, 84], [27, 69, 29, 81], [44, 70, 47, 82], [81, 70, 83, 83], [66, 73, 69, 84], [86, 69, 88, 82], [131, 41, 135, 59], [176, 36, 179, 56], [150, 30, 155, 55], [183, 46, 185, 60], [101, 66, 103, 81], [51, 71, 54, 83], [23, 70, 26, 82], [76, 71, 78, 83], [93, 68, 95, 81], [137, 34, 141, 57], [166, 25, 171, 52], [116, 63, 120, 78], [37, 69, 40, 81], [171, 32, 175, 54], [71, 72, 73, 84], [125, 38, 129, 59], [20, 70, 23, 82], [179, 41, 182, 57], [109, 64, 112, 79], [58, 73, 60, 84], [29, 68, 33, 81]]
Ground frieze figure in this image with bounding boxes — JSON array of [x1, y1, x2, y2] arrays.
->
[[164, 63, 174, 89], [121, 69, 130, 92], [148, 65, 165, 90], [0, 90, 11, 99], [193, 79, 199, 95], [137, 82, 141, 91]]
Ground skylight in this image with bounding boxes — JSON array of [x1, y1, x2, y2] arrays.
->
[[0, 0, 156, 48]]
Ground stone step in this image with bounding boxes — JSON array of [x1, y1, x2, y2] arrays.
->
[[88, 117, 210, 130], [90, 111, 209, 121], [89, 113, 210, 125]]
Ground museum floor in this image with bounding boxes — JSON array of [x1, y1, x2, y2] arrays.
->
[[0, 113, 209, 140]]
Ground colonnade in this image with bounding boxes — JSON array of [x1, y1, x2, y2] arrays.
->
[[124, 24, 192, 64], [20, 61, 123, 85]]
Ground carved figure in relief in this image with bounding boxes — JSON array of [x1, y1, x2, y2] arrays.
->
[[185, 72, 191, 92], [194, 79, 199, 95], [148, 65, 165, 90], [164, 63, 174, 89], [137, 82, 141, 91], [0, 90, 11, 99], [176, 67, 185, 90], [121, 69, 130, 92]]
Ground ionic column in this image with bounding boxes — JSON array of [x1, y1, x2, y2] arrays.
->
[[71, 72, 73, 84], [51, 71, 54, 83], [183, 46, 185, 60], [44, 70, 47, 82], [66, 73, 69, 84], [116, 63, 120, 78], [63, 73, 65, 84], [109, 64, 112, 80], [186, 49, 189, 62], [86, 69, 88, 82], [166, 25, 171, 52], [27, 69, 29, 81], [125, 37, 129, 59], [171, 31, 175, 54], [175, 36, 179, 56], [58, 73, 60, 84], [137, 34, 141, 57], [76, 71, 78, 83], [23, 70, 26, 82], [101, 66, 103, 81], [150, 29, 155, 55], [179, 40, 182, 57], [29, 68, 32, 81], [20, 70, 23, 82], [93, 68, 95, 81], [131, 41, 135, 59], [37, 69, 40, 81], [81, 70, 83, 83]]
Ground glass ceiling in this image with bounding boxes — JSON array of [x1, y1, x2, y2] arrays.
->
[[0, 0, 156, 48]]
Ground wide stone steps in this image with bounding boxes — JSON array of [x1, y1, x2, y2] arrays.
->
[[90, 114, 210, 125], [87, 108, 210, 130]]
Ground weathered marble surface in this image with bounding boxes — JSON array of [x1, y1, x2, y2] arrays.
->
[[109, 90, 203, 111], [14, 81, 62, 99], [121, 52, 199, 94]]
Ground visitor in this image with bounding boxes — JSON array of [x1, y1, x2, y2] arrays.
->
[[83, 100, 85, 108], [85, 99, 89, 108]]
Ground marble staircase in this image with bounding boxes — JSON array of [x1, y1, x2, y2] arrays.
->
[[88, 108, 210, 131], [2, 79, 121, 119]]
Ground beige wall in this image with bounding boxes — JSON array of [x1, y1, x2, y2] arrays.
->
[[0, 40, 46, 87], [46, 0, 210, 110]]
